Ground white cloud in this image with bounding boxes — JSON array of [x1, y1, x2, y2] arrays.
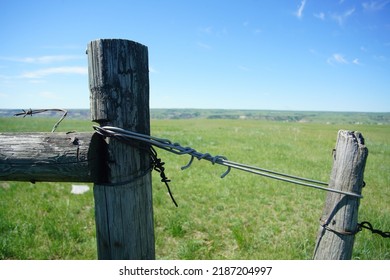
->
[[362, 0, 390, 11], [334, 54, 348, 64], [345, 7, 356, 17], [352, 58, 361, 65], [327, 53, 349, 65], [295, 0, 307, 19], [332, 7, 355, 26], [327, 54, 362, 66], [314, 12, 325, 20], [21, 66, 87, 79]]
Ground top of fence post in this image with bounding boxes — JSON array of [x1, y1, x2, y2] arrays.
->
[[87, 39, 155, 259], [88, 39, 150, 131]]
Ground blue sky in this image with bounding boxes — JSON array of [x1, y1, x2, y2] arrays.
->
[[0, 0, 389, 112]]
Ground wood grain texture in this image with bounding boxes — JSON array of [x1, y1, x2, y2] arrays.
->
[[88, 39, 155, 260], [313, 130, 368, 260], [0, 132, 106, 183]]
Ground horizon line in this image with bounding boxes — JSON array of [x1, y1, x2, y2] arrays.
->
[[1, 108, 389, 114]]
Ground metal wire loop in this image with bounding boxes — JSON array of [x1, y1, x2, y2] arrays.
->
[[181, 156, 194, 170]]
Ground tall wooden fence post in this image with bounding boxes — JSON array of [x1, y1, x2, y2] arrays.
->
[[313, 130, 368, 260], [87, 39, 155, 259]]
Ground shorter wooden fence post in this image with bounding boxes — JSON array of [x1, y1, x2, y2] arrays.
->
[[313, 130, 368, 260]]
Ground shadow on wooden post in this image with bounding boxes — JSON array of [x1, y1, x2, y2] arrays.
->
[[87, 39, 155, 259], [313, 130, 368, 260]]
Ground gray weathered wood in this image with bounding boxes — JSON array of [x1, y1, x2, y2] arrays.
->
[[0, 132, 107, 183], [313, 130, 368, 260], [88, 39, 155, 259]]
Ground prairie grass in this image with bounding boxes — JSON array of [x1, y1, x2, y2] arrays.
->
[[0, 116, 389, 259]]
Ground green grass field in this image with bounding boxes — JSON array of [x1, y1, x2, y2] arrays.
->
[[0, 116, 389, 259]]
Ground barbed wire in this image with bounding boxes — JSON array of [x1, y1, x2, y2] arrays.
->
[[150, 146, 178, 207], [14, 108, 67, 132], [357, 221, 390, 238], [92, 125, 363, 199], [321, 221, 390, 239]]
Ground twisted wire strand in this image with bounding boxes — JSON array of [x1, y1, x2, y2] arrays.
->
[[93, 125, 363, 199], [14, 108, 68, 132], [358, 221, 390, 238]]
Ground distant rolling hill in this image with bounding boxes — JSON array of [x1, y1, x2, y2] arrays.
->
[[1, 108, 389, 124]]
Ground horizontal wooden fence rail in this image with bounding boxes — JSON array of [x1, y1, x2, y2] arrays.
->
[[0, 132, 108, 183]]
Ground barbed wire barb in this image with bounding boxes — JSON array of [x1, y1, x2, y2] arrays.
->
[[14, 108, 68, 132], [357, 221, 390, 238]]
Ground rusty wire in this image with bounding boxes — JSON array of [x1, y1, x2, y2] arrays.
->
[[14, 108, 68, 132]]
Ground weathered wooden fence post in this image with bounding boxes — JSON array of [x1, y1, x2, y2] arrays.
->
[[313, 130, 368, 260], [87, 39, 155, 259]]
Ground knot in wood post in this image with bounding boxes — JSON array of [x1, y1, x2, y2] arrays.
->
[[88, 39, 154, 260]]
